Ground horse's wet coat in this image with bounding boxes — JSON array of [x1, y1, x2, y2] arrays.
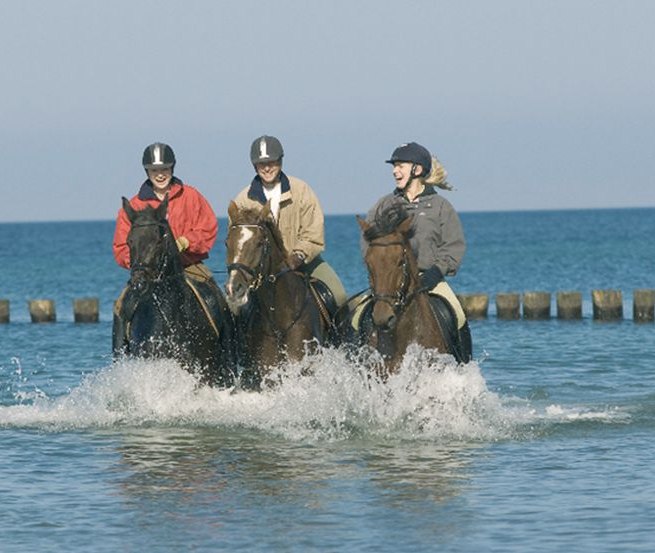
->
[[113, 196, 236, 387], [224, 201, 330, 388]]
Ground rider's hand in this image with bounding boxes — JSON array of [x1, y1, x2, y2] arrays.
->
[[287, 251, 306, 270], [175, 236, 190, 252]]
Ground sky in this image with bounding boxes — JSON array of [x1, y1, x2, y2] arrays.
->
[[1, 0, 654, 222]]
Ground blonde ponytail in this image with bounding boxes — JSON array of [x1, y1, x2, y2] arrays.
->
[[423, 156, 453, 190]]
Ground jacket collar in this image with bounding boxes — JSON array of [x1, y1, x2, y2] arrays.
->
[[247, 172, 291, 204], [393, 184, 436, 201], [138, 176, 184, 201]]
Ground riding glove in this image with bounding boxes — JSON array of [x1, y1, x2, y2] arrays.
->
[[420, 266, 444, 290], [175, 236, 190, 252], [287, 251, 306, 270]]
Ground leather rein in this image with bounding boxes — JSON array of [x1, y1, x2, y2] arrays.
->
[[367, 239, 427, 314], [128, 220, 176, 286], [227, 222, 311, 338]]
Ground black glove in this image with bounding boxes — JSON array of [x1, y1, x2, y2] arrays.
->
[[420, 266, 444, 290]]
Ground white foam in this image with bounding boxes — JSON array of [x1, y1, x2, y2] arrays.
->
[[0, 345, 630, 440]]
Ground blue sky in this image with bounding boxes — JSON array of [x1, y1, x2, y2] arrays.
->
[[1, 0, 654, 222]]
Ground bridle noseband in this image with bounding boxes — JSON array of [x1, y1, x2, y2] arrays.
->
[[128, 220, 173, 286], [367, 239, 416, 313], [227, 223, 289, 290]]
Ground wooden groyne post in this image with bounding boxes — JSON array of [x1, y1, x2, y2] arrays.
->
[[496, 292, 520, 319], [556, 291, 582, 319], [73, 297, 100, 323], [458, 293, 489, 319], [0, 300, 9, 323], [633, 289, 655, 323], [523, 291, 551, 319], [592, 289, 623, 321], [28, 299, 56, 323]]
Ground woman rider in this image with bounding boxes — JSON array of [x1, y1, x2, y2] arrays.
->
[[358, 141, 472, 362]]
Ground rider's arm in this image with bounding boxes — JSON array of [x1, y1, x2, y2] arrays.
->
[[292, 180, 325, 263], [112, 207, 132, 269], [177, 186, 218, 257]]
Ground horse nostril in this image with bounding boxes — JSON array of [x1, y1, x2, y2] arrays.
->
[[226, 279, 243, 298]]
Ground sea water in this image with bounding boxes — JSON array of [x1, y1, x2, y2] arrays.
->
[[0, 208, 654, 552]]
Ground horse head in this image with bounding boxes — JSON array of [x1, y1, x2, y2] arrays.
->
[[359, 205, 418, 330], [123, 196, 180, 295], [225, 200, 288, 313]]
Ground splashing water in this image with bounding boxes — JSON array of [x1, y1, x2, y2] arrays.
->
[[0, 344, 628, 441]]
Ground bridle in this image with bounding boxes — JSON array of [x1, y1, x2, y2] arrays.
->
[[226, 221, 311, 340], [226, 223, 291, 290], [128, 220, 174, 286], [367, 238, 422, 314]]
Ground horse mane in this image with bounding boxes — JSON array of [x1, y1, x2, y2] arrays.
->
[[363, 202, 414, 242], [232, 205, 288, 256]]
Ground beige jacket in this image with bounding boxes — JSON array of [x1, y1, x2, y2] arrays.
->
[[231, 172, 325, 262]]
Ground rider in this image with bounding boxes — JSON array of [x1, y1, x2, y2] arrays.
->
[[113, 142, 220, 285], [230, 135, 347, 311], [356, 141, 471, 362], [112, 143, 228, 345]]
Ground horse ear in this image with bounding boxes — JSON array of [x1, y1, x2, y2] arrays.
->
[[398, 215, 413, 235], [122, 197, 136, 222], [228, 200, 239, 222], [155, 194, 169, 220], [260, 200, 273, 222], [357, 215, 370, 233]]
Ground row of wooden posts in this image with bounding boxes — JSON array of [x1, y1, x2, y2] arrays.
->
[[1, 289, 654, 323], [457, 289, 655, 322]]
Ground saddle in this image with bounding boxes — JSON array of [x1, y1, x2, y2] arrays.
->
[[113, 278, 229, 348], [426, 294, 472, 364], [309, 278, 338, 322], [184, 277, 228, 338]]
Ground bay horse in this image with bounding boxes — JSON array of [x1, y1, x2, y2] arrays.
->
[[357, 205, 471, 376], [224, 200, 329, 388], [112, 196, 236, 387]]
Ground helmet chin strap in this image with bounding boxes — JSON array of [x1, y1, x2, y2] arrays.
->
[[403, 163, 425, 201]]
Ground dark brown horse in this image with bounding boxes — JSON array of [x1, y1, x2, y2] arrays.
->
[[224, 201, 329, 388], [357, 208, 471, 376], [112, 197, 236, 387]]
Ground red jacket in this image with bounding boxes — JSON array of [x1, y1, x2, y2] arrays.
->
[[113, 178, 218, 268]]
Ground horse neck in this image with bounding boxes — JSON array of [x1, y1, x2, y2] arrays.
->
[[254, 226, 307, 313], [251, 222, 284, 279]]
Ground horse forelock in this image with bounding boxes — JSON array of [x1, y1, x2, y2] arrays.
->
[[364, 203, 413, 242], [231, 206, 287, 257]]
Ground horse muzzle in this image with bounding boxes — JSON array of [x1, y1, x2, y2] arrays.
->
[[128, 273, 152, 295], [225, 273, 250, 313], [372, 301, 398, 330]]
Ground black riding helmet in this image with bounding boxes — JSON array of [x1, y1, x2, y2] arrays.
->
[[250, 135, 284, 165], [386, 142, 431, 177], [143, 142, 176, 172]]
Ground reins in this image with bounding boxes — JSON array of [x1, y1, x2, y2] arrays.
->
[[227, 221, 314, 339], [128, 220, 177, 286], [367, 239, 428, 314]]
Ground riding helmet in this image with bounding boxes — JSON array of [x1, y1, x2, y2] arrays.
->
[[142, 142, 176, 171], [250, 135, 284, 165], [386, 142, 431, 175]]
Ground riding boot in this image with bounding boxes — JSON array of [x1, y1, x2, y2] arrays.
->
[[457, 321, 473, 363], [112, 311, 127, 358]]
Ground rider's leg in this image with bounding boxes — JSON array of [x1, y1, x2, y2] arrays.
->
[[309, 261, 348, 307], [112, 286, 129, 356], [431, 281, 472, 362]]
